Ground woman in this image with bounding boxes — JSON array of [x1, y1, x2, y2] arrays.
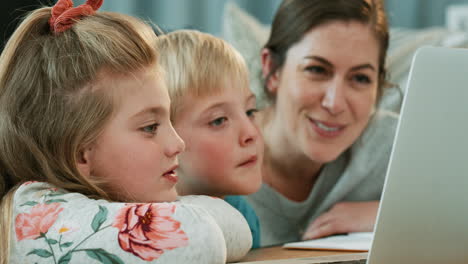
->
[[246, 0, 399, 246]]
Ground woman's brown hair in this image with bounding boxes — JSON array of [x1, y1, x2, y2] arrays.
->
[[263, 0, 389, 103]]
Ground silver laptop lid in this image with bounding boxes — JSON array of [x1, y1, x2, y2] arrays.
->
[[368, 46, 468, 264]]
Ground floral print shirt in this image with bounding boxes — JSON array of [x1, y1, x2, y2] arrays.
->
[[10, 182, 252, 264]]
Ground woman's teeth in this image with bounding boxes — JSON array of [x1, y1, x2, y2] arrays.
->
[[315, 121, 340, 132]]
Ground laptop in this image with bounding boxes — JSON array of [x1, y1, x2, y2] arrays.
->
[[367, 46, 468, 263], [238, 46, 468, 263]]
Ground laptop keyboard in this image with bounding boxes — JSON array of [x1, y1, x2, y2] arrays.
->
[[235, 253, 367, 264], [307, 260, 366, 264], [297, 253, 367, 264]]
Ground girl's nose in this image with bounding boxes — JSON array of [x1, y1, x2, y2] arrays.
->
[[165, 125, 185, 157]]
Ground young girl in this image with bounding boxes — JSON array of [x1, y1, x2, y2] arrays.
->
[[0, 1, 251, 263], [155, 30, 264, 248]]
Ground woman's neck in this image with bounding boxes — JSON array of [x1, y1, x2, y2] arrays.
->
[[260, 108, 323, 202]]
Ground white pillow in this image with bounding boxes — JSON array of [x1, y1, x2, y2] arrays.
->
[[222, 2, 270, 109]]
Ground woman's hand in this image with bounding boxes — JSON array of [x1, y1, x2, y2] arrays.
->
[[302, 201, 379, 240]]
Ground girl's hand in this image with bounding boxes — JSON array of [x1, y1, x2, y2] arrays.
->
[[302, 201, 379, 240]]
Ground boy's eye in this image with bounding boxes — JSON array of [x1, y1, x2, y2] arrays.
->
[[246, 108, 258, 119], [209, 117, 227, 127], [141, 123, 159, 134]]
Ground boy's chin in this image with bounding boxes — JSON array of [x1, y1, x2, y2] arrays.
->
[[225, 179, 263, 196]]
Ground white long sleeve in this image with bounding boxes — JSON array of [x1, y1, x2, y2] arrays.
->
[[10, 182, 251, 264]]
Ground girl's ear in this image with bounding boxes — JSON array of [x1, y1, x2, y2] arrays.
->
[[261, 48, 281, 95], [76, 146, 93, 178]]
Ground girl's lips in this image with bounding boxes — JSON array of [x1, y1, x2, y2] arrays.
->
[[163, 173, 178, 183], [162, 165, 179, 183]]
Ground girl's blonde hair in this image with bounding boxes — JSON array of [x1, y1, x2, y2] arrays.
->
[[0, 7, 158, 263], [155, 30, 250, 119]]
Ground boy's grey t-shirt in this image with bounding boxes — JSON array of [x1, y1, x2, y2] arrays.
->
[[246, 110, 399, 246]]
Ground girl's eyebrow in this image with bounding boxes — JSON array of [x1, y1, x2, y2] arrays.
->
[[245, 94, 256, 104], [131, 106, 166, 119]]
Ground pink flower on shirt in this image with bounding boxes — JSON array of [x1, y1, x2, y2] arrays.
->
[[113, 203, 188, 261], [15, 203, 64, 241]]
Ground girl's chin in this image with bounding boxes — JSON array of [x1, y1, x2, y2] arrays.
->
[[148, 191, 179, 203]]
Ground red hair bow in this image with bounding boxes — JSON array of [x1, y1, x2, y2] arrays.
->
[[49, 0, 104, 33]]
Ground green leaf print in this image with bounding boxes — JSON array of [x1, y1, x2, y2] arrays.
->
[[47, 238, 58, 245], [45, 199, 68, 204], [85, 249, 124, 264], [57, 252, 72, 264], [61, 242, 73, 248], [91, 206, 108, 232], [27, 249, 53, 258], [20, 201, 39, 207]]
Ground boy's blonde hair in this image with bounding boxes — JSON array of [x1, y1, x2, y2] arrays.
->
[[0, 7, 158, 262], [156, 30, 250, 119]]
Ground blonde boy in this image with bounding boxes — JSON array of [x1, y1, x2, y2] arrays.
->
[[156, 30, 263, 247]]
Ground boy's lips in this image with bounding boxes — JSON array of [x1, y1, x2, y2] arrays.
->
[[237, 155, 258, 167]]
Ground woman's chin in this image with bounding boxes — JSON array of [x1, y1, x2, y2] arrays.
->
[[307, 150, 342, 164]]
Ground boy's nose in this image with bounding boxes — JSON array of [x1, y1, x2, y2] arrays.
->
[[239, 118, 260, 147]]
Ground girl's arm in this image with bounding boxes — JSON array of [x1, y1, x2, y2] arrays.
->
[[179, 195, 253, 262], [10, 182, 252, 264]]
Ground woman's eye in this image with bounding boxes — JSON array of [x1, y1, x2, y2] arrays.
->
[[352, 74, 372, 84], [246, 108, 258, 119], [305, 65, 328, 75], [209, 117, 227, 127], [141, 123, 159, 134]]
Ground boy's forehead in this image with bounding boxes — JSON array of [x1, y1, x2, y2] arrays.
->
[[189, 77, 251, 98]]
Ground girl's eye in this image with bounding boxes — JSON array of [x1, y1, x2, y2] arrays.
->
[[141, 123, 159, 134], [352, 74, 372, 84], [246, 108, 258, 119], [209, 117, 227, 127]]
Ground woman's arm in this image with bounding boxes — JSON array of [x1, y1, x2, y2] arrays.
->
[[302, 201, 379, 240]]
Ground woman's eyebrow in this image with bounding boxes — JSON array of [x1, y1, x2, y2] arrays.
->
[[350, 64, 376, 72], [303, 56, 333, 68], [304, 56, 376, 72]]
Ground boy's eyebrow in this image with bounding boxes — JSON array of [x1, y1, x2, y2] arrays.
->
[[203, 94, 256, 112], [202, 102, 228, 113]]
